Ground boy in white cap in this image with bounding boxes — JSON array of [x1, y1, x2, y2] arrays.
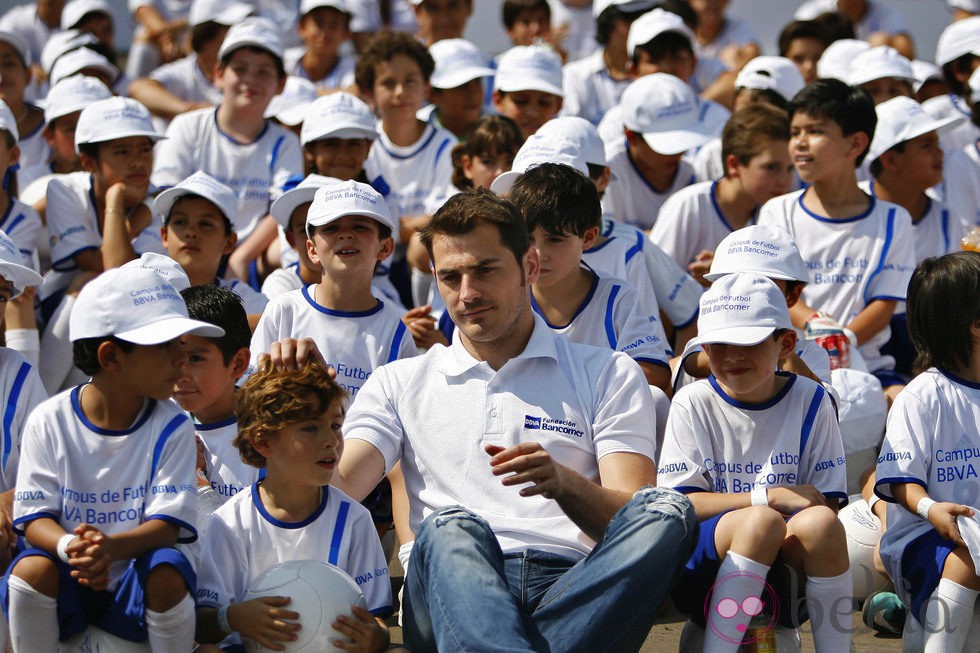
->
[[0, 100, 41, 270], [152, 17, 303, 284], [847, 46, 916, 106], [794, 0, 913, 58], [659, 271, 850, 653], [0, 31, 45, 173], [601, 72, 712, 232], [284, 0, 356, 91], [4, 266, 220, 652], [492, 44, 564, 139], [426, 38, 494, 139], [923, 15, 980, 153], [60, 0, 115, 49], [410, 0, 472, 46]]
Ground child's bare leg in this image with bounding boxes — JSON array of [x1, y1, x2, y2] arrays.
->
[[8, 555, 59, 651], [860, 468, 888, 574], [923, 547, 980, 652], [145, 563, 195, 653]]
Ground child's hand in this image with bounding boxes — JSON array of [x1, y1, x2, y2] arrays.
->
[[332, 604, 390, 652], [67, 524, 113, 590], [230, 596, 301, 651], [402, 305, 449, 350], [766, 485, 827, 515], [925, 502, 974, 546], [107, 180, 150, 208], [688, 250, 715, 287]]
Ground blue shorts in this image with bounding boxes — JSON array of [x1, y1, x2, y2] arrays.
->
[[672, 511, 807, 629], [0, 546, 195, 643], [899, 529, 956, 624]]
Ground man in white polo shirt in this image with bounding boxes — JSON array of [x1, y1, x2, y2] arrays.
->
[[334, 187, 697, 652]]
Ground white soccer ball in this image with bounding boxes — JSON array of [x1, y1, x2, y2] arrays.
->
[[59, 626, 151, 652], [243, 559, 367, 653], [839, 496, 891, 601]]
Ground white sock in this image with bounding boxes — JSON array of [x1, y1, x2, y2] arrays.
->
[[923, 578, 979, 653], [7, 575, 58, 652], [704, 552, 771, 653], [806, 570, 853, 652], [411, 270, 433, 308], [145, 593, 195, 653]]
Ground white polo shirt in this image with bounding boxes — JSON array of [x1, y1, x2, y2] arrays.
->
[[343, 314, 658, 559]]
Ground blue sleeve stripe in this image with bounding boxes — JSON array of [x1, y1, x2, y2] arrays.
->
[[388, 321, 407, 364], [864, 207, 896, 304], [874, 475, 926, 503], [632, 357, 670, 368], [12, 511, 59, 535], [150, 414, 190, 482], [51, 246, 98, 271], [941, 209, 950, 253], [433, 137, 452, 171], [674, 486, 708, 494], [146, 514, 198, 543], [2, 362, 31, 470], [269, 136, 285, 174], [625, 231, 644, 263], [370, 604, 395, 617], [6, 213, 25, 235], [798, 386, 824, 458], [604, 284, 621, 349], [328, 500, 351, 565]]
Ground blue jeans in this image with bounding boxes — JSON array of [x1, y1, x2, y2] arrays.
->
[[403, 486, 698, 653]]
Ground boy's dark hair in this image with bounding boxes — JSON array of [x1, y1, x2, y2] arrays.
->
[[355, 30, 434, 93], [941, 53, 979, 99], [234, 359, 346, 468], [509, 163, 601, 237], [735, 87, 789, 110], [502, 0, 550, 29], [419, 187, 529, 266], [972, 102, 980, 130], [778, 19, 831, 56], [595, 6, 651, 46], [180, 285, 250, 365], [451, 114, 524, 189], [73, 336, 135, 376], [868, 140, 907, 179], [787, 78, 877, 166], [907, 251, 980, 375], [165, 194, 234, 234], [721, 104, 790, 169], [632, 31, 695, 68], [220, 45, 286, 79], [811, 11, 855, 42], [191, 20, 227, 53]]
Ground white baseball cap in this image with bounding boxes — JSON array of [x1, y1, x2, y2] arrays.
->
[[684, 272, 793, 354], [218, 17, 284, 62], [265, 76, 318, 126], [735, 56, 805, 103], [627, 8, 694, 58], [49, 47, 119, 86], [593, 0, 657, 18], [536, 116, 606, 166], [301, 92, 377, 144], [306, 180, 396, 233], [620, 73, 713, 155], [494, 45, 563, 97], [0, 100, 19, 142], [847, 46, 915, 87], [270, 174, 341, 228], [44, 75, 112, 124], [75, 97, 164, 152], [299, 0, 351, 16], [430, 39, 494, 90], [61, 0, 113, 30], [490, 133, 589, 195], [40, 30, 97, 74], [948, 0, 980, 11], [154, 171, 238, 226], [936, 15, 980, 66], [0, 230, 42, 298], [971, 67, 980, 103], [704, 225, 808, 283], [69, 267, 225, 344], [910, 59, 943, 93], [189, 0, 253, 27], [867, 96, 965, 164], [121, 252, 192, 293], [817, 39, 871, 82], [0, 30, 31, 67]]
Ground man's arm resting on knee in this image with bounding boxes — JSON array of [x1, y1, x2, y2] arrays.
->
[[334, 438, 388, 503]]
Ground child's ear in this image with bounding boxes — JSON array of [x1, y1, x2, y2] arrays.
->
[[784, 282, 804, 308], [252, 432, 273, 459], [306, 235, 320, 266], [6, 144, 20, 168], [848, 131, 870, 161], [777, 329, 798, 359], [377, 235, 395, 261], [492, 89, 504, 111], [223, 231, 238, 256], [79, 151, 97, 173], [97, 340, 124, 372], [160, 224, 169, 245], [581, 226, 600, 250], [230, 346, 250, 379], [724, 153, 741, 179]]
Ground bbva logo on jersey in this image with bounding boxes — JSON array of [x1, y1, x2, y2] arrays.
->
[[523, 415, 584, 437]]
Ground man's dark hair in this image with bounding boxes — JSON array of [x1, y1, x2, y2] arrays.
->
[[509, 163, 601, 237], [73, 336, 135, 376], [787, 78, 877, 166], [181, 285, 250, 365], [502, 0, 550, 29], [355, 30, 434, 93], [418, 187, 529, 266]]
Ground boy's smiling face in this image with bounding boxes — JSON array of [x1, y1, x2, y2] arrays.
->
[[789, 111, 865, 184], [161, 196, 237, 283], [369, 54, 430, 122], [173, 334, 247, 422], [703, 330, 796, 404], [216, 47, 285, 114], [298, 6, 350, 56], [307, 214, 393, 277]]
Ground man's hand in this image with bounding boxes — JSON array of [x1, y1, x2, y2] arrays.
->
[[229, 596, 301, 651], [486, 443, 569, 500], [259, 338, 328, 373], [766, 485, 828, 516], [925, 503, 975, 546]]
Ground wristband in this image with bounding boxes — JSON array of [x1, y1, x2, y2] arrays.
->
[[56, 534, 76, 563], [751, 484, 769, 507], [842, 327, 858, 348], [217, 604, 232, 634], [917, 497, 937, 520]]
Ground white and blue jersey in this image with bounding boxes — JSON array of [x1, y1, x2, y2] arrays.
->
[[0, 197, 41, 268], [658, 373, 847, 505], [250, 285, 417, 397], [197, 417, 260, 503], [217, 277, 269, 315], [260, 262, 306, 299], [13, 387, 197, 588], [560, 50, 630, 126], [283, 48, 356, 91], [941, 142, 980, 228], [0, 348, 46, 493]]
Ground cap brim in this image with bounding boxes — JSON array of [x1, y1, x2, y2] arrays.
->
[[303, 124, 377, 144], [116, 318, 225, 345], [0, 261, 43, 297], [489, 171, 522, 195], [271, 103, 313, 126], [684, 325, 778, 356], [703, 268, 805, 283], [307, 209, 396, 234], [271, 187, 319, 227], [211, 5, 253, 25], [495, 81, 563, 98], [640, 127, 713, 155], [432, 67, 494, 89], [153, 182, 226, 224]]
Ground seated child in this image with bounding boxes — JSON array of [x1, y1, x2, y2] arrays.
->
[[284, 0, 356, 92], [194, 359, 392, 651], [4, 266, 221, 651], [492, 44, 564, 139], [873, 251, 980, 652], [943, 67, 980, 227], [426, 38, 494, 139], [922, 15, 980, 154], [411, 0, 472, 46], [502, 0, 559, 53], [846, 46, 915, 105], [658, 272, 850, 652], [0, 31, 44, 173], [0, 100, 41, 269], [778, 19, 830, 85]]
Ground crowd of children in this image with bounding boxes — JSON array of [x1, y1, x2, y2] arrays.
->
[[0, 0, 974, 650]]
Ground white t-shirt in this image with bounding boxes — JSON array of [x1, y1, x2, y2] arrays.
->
[[601, 141, 699, 231], [943, 142, 980, 227], [861, 181, 966, 264], [757, 190, 916, 373], [364, 122, 455, 222], [17, 118, 47, 173], [346, 0, 416, 33], [13, 387, 197, 587], [795, 0, 909, 38], [283, 48, 356, 91], [197, 483, 392, 647], [152, 108, 303, 239], [343, 314, 659, 559], [218, 277, 269, 315], [658, 373, 847, 504], [532, 270, 671, 367], [251, 285, 418, 398], [875, 369, 980, 608], [0, 196, 42, 268], [0, 348, 46, 493], [922, 94, 980, 156], [697, 17, 759, 61], [561, 50, 630, 126], [260, 263, 306, 299], [148, 54, 222, 107], [198, 417, 260, 502]]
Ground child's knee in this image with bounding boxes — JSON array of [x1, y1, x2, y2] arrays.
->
[[11, 555, 59, 597], [942, 547, 980, 590], [788, 505, 844, 544], [145, 563, 189, 611]]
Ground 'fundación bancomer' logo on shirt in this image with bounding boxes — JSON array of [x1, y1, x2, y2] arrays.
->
[[524, 415, 584, 437]]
